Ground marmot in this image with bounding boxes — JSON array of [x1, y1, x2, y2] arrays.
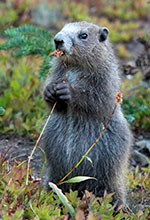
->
[[43, 21, 132, 206]]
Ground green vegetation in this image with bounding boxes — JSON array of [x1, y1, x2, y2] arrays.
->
[[102, 0, 150, 21], [122, 73, 150, 130], [0, 158, 149, 219], [0, 0, 37, 33], [59, 0, 149, 43], [0, 25, 54, 80], [0, 106, 5, 116], [60, 1, 89, 21], [0, 25, 55, 135], [0, 3, 18, 31], [0, 53, 46, 135]]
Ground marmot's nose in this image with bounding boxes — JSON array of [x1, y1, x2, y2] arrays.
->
[[54, 39, 64, 50], [54, 34, 64, 50]]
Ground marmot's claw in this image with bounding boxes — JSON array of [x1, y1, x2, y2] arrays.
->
[[55, 82, 71, 101], [44, 84, 57, 103], [44, 82, 71, 103]]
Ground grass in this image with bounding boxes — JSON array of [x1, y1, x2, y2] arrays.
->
[[122, 73, 150, 130], [0, 51, 47, 136], [0, 156, 150, 219]]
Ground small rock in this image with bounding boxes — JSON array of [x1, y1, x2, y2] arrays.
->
[[31, 4, 63, 29], [135, 140, 147, 149], [131, 150, 149, 167], [135, 140, 150, 157], [138, 135, 144, 140], [145, 140, 150, 153]]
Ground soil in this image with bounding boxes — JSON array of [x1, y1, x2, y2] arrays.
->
[[0, 133, 44, 178]]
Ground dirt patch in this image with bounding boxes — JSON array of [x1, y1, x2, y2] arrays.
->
[[0, 133, 44, 177]]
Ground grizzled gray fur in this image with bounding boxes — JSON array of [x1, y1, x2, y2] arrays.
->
[[43, 21, 132, 205]]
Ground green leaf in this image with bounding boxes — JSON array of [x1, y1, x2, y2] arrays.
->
[[0, 107, 5, 116], [61, 176, 97, 184], [11, 80, 20, 90], [85, 156, 93, 166], [49, 182, 75, 219], [126, 115, 135, 123]]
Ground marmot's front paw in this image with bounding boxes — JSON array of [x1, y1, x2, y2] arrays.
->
[[44, 81, 71, 104], [44, 84, 57, 104], [55, 81, 72, 101]]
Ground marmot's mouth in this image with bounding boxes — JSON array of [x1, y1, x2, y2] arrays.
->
[[61, 50, 66, 56], [49, 49, 64, 58]]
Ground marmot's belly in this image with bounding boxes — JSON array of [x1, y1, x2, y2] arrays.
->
[[46, 113, 103, 147], [44, 113, 128, 164]]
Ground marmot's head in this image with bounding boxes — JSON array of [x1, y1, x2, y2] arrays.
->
[[54, 21, 110, 66]]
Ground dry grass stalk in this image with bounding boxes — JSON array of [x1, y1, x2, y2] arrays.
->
[[57, 91, 122, 185], [26, 49, 64, 185], [26, 102, 57, 185]]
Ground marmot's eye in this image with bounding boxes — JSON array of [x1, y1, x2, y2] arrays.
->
[[79, 33, 88, 40]]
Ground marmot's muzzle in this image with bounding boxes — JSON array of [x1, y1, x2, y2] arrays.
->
[[54, 32, 73, 55]]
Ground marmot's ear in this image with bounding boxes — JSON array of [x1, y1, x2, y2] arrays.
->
[[99, 27, 109, 42]]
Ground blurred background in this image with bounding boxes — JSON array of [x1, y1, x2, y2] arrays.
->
[[0, 0, 150, 137]]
